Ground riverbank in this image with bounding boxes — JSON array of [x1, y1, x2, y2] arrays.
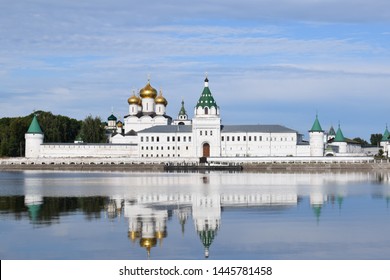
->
[[1, 156, 390, 172]]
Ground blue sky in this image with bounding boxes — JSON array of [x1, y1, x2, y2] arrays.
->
[[1, 0, 390, 140]]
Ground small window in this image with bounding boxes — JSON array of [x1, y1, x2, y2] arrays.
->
[[222, 136, 224, 141], [141, 137, 144, 142], [184, 136, 186, 142], [172, 136, 175, 142], [157, 137, 160, 142], [249, 136, 251, 141], [210, 131, 213, 136], [200, 131, 202, 136], [151, 137, 154, 142], [237, 136, 240, 141], [227, 136, 230, 141], [205, 131, 208, 136], [244, 136, 246, 141], [189, 136, 192, 142], [146, 136, 149, 142], [178, 137, 180, 142], [232, 136, 235, 141], [167, 137, 170, 142]]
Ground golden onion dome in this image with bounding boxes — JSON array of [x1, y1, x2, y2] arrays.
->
[[116, 121, 123, 128], [128, 94, 141, 105], [155, 91, 168, 106], [140, 82, 158, 99]]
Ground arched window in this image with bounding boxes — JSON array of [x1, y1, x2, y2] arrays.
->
[[204, 107, 209, 115]]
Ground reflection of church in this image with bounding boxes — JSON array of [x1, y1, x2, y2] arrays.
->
[[117, 192, 298, 258]]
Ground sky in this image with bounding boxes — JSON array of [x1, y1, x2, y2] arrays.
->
[[1, 0, 390, 140]]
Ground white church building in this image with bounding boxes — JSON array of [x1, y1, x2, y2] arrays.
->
[[25, 76, 366, 160]]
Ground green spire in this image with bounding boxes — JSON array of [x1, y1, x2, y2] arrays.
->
[[178, 99, 187, 116], [382, 125, 389, 141], [328, 125, 336, 136], [309, 114, 323, 132], [334, 124, 345, 142], [196, 77, 218, 109], [27, 114, 43, 134]]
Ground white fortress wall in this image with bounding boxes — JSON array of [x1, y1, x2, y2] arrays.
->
[[39, 143, 139, 158]]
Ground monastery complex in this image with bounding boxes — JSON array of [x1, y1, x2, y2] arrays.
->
[[23, 76, 389, 162]]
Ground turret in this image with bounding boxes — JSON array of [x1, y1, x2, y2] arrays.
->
[[333, 124, 347, 154], [309, 114, 324, 157], [192, 75, 222, 157], [380, 125, 390, 157], [25, 114, 44, 158]]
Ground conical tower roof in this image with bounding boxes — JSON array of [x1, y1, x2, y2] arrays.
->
[[196, 77, 218, 109], [178, 99, 187, 116], [309, 115, 323, 132], [334, 125, 345, 142], [382, 125, 389, 141], [27, 115, 43, 134], [328, 125, 336, 136]]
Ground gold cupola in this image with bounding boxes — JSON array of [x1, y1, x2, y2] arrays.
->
[[155, 90, 168, 106], [140, 80, 158, 99], [128, 93, 141, 105]]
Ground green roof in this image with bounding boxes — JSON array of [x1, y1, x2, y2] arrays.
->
[[328, 126, 336, 136], [108, 114, 117, 121], [382, 126, 389, 141], [196, 80, 218, 109], [178, 100, 187, 116], [27, 115, 43, 134], [309, 115, 323, 132], [333, 125, 345, 142]]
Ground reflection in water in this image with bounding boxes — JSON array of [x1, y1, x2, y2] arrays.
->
[[1, 171, 390, 259]]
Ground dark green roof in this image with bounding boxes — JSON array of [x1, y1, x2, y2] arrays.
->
[[27, 115, 43, 134], [309, 115, 323, 132], [328, 126, 336, 136], [196, 83, 218, 109], [382, 126, 389, 141], [178, 100, 187, 116], [333, 125, 345, 142], [108, 114, 117, 121]]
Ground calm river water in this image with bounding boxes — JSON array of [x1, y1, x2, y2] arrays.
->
[[1, 170, 390, 260]]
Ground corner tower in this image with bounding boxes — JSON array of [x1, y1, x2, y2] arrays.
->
[[25, 114, 44, 158], [192, 75, 221, 158], [309, 114, 324, 157]]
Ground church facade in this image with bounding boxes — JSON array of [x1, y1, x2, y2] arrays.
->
[[25, 76, 365, 160]]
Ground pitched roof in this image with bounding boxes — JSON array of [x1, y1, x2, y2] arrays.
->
[[138, 125, 193, 133], [328, 126, 336, 136], [196, 79, 218, 109], [333, 125, 345, 142], [27, 115, 43, 134], [221, 124, 298, 133], [382, 126, 389, 141], [309, 115, 323, 132]]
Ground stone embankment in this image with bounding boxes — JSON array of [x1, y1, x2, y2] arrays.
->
[[1, 156, 389, 172]]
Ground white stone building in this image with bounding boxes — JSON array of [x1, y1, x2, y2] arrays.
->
[[24, 75, 366, 160]]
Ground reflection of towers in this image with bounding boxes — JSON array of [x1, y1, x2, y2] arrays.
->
[[174, 207, 191, 236], [24, 195, 43, 223], [192, 195, 221, 258], [310, 192, 328, 224], [106, 196, 123, 219], [124, 203, 168, 258]]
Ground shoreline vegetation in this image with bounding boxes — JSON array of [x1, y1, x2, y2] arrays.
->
[[1, 157, 390, 172]]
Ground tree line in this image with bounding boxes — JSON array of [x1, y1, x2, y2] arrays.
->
[[0, 111, 106, 157]]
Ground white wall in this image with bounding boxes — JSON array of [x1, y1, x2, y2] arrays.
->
[[39, 144, 138, 158]]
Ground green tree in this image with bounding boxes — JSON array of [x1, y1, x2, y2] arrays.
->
[[79, 115, 106, 143], [352, 137, 369, 146], [370, 134, 383, 146], [0, 111, 82, 157]]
